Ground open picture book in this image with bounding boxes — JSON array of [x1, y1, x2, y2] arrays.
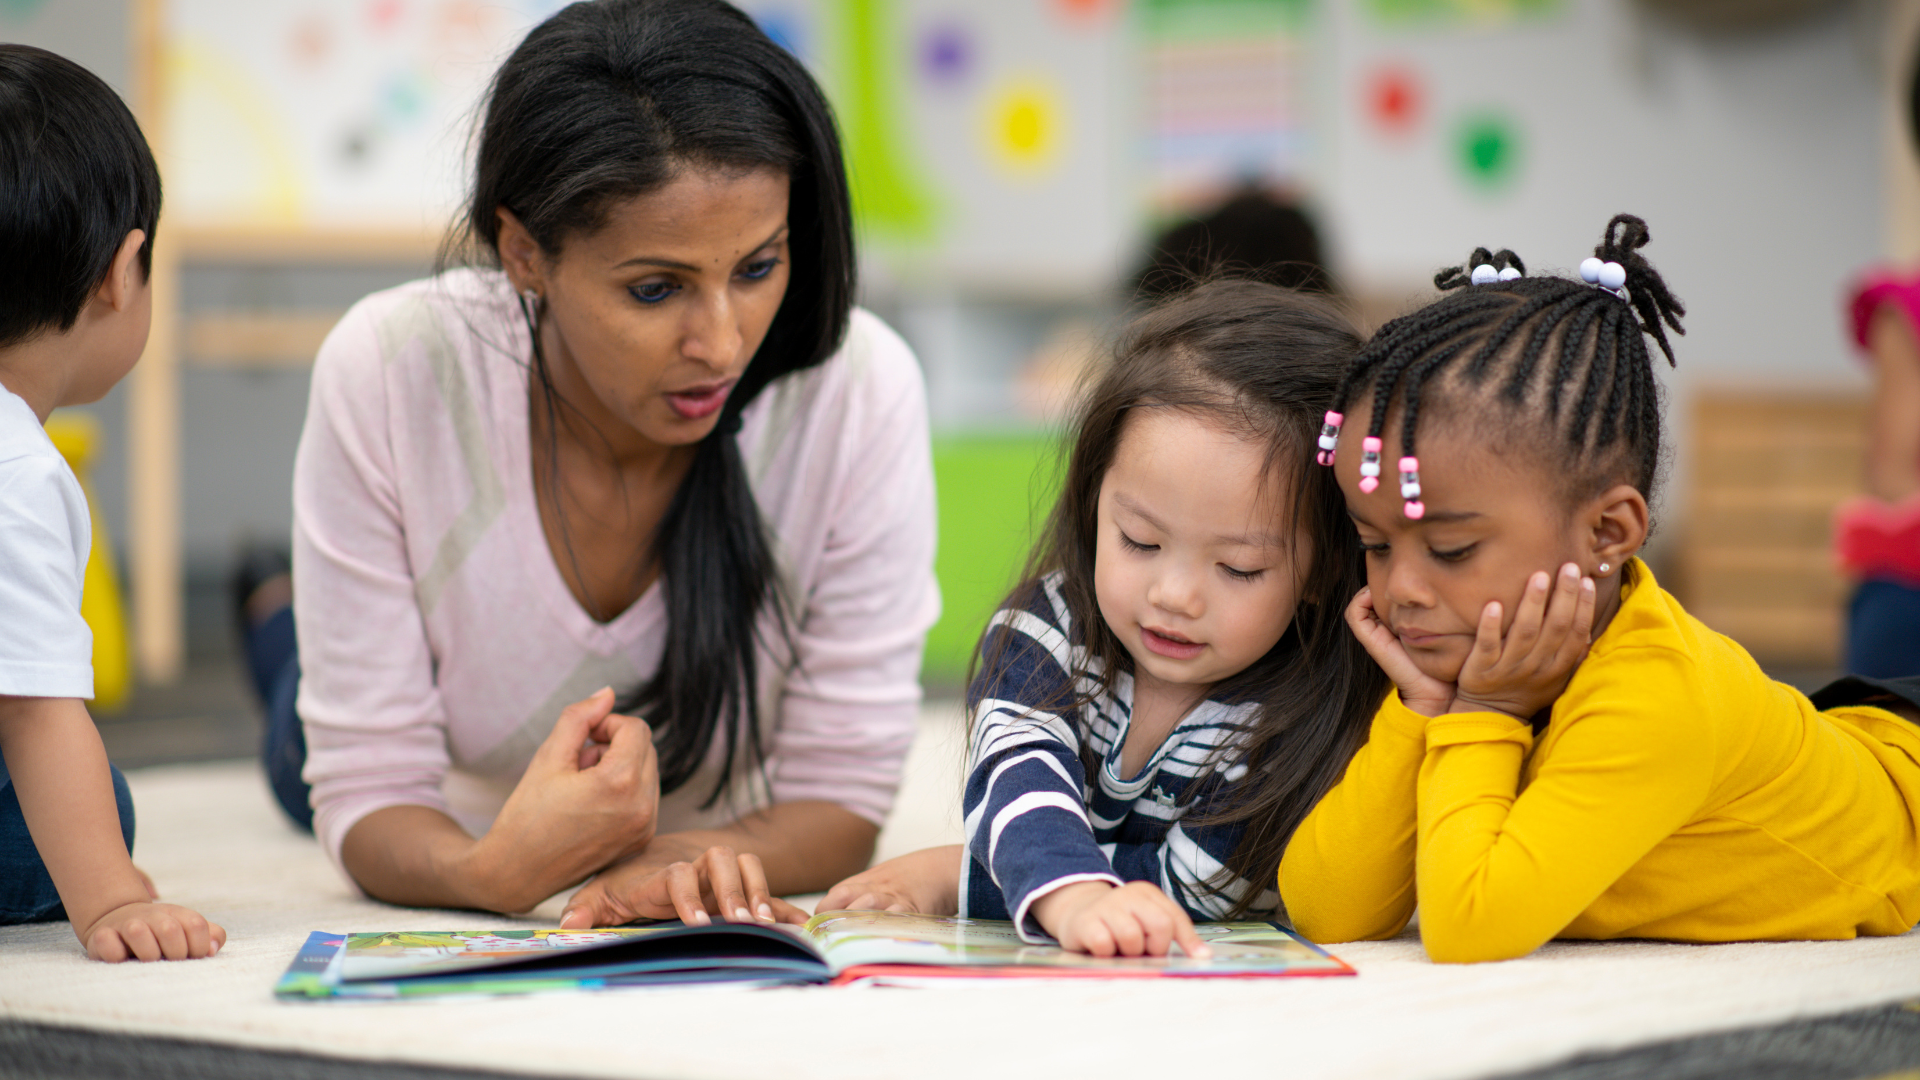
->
[[275, 910, 1353, 998]]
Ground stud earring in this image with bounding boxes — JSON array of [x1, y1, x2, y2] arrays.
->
[[1596, 562, 1612, 576]]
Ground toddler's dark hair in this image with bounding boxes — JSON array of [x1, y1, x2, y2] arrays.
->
[[973, 279, 1391, 916], [1332, 214, 1685, 507], [0, 45, 161, 349]]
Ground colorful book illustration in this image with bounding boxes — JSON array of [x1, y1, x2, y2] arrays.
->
[[274, 911, 1353, 999]]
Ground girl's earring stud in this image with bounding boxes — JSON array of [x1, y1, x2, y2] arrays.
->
[[1597, 562, 1612, 575]]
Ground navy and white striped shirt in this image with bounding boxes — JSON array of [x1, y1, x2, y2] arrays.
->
[[959, 572, 1281, 941]]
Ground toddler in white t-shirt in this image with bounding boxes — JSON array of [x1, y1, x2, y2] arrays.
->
[[0, 44, 224, 960]]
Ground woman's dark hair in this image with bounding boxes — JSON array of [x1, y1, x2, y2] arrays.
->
[[1332, 214, 1686, 506], [0, 44, 161, 349], [447, 0, 855, 801], [970, 279, 1391, 916]]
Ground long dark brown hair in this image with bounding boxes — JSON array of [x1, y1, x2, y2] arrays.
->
[[969, 279, 1390, 916], [444, 0, 854, 803]]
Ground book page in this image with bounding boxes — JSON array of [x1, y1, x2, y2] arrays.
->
[[803, 911, 1351, 976]]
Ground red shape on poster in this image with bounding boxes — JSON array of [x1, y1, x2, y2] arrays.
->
[[367, 0, 403, 34], [1055, 0, 1115, 23], [1366, 65, 1422, 137]]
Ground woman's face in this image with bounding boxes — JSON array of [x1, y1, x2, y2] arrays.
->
[[501, 165, 792, 451]]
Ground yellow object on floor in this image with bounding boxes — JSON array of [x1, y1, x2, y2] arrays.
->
[[44, 411, 131, 712]]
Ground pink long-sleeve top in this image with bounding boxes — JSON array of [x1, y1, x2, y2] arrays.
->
[[292, 269, 940, 873]]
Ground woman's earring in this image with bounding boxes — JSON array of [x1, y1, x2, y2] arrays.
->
[[1597, 562, 1612, 576]]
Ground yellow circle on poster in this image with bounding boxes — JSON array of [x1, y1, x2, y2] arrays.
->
[[980, 77, 1065, 178]]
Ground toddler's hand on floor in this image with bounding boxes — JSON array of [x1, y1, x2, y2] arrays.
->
[[1031, 881, 1211, 959], [81, 901, 225, 962], [1452, 563, 1596, 721], [821, 844, 962, 916], [1346, 587, 1455, 716]]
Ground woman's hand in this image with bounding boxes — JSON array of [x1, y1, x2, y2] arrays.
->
[[559, 844, 811, 929], [1451, 563, 1596, 722], [1030, 880, 1211, 959], [1346, 587, 1456, 717], [461, 688, 661, 912], [820, 844, 963, 916], [81, 901, 226, 962]]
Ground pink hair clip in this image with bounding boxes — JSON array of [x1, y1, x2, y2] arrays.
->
[[1316, 411, 1343, 465], [1358, 437, 1383, 493], [1399, 457, 1425, 519]]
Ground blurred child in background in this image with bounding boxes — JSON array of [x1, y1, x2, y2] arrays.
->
[[1284, 215, 1920, 963], [824, 281, 1389, 954], [1131, 183, 1333, 303], [0, 45, 225, 960], [1835, 50, 1920, 679]]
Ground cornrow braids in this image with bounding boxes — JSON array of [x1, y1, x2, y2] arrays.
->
[[1330, 214, 1686, 507]]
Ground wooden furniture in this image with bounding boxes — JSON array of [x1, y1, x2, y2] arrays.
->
[[1679, 389, 1868, 666]]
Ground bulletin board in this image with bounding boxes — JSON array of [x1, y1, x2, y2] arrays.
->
[[160, 0, 566, 237]]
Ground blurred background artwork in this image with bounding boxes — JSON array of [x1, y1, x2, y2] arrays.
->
[[0, 0, 1905, 717]]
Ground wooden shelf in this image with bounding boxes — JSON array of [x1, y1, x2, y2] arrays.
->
[[184, 312, 342, 369], [172, 226, 444, 265], [1678, 389, 1868, 666]]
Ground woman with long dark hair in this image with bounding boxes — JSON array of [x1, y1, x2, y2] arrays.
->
[[259, 0, 937, 925]]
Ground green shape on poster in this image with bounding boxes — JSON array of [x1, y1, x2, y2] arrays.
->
[[1139, 0, 1313, 40], [1365, 0, 1559, 26], [0, 0, 49, 21], [825, 0, 940, 244], [1457, 113, 1519, 189]]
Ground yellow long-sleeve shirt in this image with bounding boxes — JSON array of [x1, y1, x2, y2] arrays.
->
[[1280, 560, 1920, 963]]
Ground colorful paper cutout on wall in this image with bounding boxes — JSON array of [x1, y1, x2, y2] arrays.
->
[[164, 0, 566, 230], [1456, 111, 1520, 189], [0, 0, 50, 19], [1140, 0, 1311, 40], [981, 76, 1065, 177], [919, 21, 971, 85], [1365, 65, 1421, 136], [1365, 0, 1560, 28], [753, 6, 808, 60], [828, 0, 940, 240], [1052, 0, 1120, 24], [1142, 0, 1310, 209]]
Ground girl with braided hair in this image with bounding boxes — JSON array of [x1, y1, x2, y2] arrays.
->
[[1280, 214, 1920, 963]]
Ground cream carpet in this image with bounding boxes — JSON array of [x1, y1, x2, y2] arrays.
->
[[4, 704, 1919, 1080]]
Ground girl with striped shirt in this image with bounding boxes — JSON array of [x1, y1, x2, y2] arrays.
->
[[824, 281, 1389, 955]]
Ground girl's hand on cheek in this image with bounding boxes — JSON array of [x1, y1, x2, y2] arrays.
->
[[1452, 563, 1597, 721], [1345, 587, 1455, 717]]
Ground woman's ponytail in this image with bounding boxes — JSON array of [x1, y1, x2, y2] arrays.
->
[[631, 410, 789, 802]]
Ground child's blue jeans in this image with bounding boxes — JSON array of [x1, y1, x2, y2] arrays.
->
[[0, 753, 136, 925], [1848, 579, 1920, 679], [244, 604, 312, 832]]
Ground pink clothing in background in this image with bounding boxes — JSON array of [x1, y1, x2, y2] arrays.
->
[[292, 269, 940, 874], [1839, 270, 1920, 584], [1850, 270, 1920, 354]]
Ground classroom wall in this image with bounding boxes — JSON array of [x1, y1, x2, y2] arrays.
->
[[1317, 1, 1882, 383], [1312, 0, 1884, 559], [0, 0, 1898, 658]]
